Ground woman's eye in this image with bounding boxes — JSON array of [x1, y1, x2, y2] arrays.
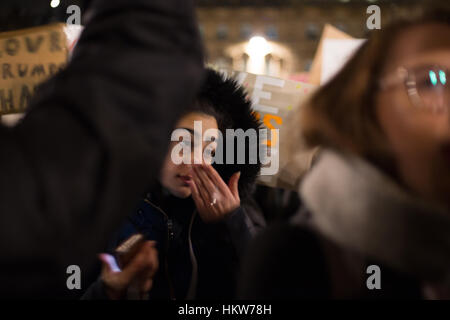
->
[[423, 71, 439, 88], [416, 69, 447, 91], [416, 74, 439, 90], [428, 70, 439, 86]]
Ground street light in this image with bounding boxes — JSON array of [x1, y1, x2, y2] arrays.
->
[[50, 0, 60, 8], [245, 36, 271, 74], [246, 36, 271, 57]]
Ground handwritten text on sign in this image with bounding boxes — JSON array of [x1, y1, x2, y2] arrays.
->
[[0, 24, 67, 115]]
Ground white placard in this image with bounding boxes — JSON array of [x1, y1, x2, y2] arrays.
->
[[321, 38, 366, 85]]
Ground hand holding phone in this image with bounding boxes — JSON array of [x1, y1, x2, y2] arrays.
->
[[99, 235, 158, 300]]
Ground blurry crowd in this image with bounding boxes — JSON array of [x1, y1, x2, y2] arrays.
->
[[0, 0, 450, 300]]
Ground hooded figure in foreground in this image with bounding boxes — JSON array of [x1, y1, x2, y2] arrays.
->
[[0, 0, 203, 298], [83, 69, 264, 300]]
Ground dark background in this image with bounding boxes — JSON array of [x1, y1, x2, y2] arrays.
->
[[0, 0, 425, 32]]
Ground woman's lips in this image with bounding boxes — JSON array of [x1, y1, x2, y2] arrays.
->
[[178, 175, 192, 185]]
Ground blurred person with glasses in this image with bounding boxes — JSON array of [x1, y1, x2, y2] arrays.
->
[[239, 6, 450, 299]]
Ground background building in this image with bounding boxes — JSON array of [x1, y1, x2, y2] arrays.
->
[[0, 0, 436, 80], [197, 0, 426, 79]]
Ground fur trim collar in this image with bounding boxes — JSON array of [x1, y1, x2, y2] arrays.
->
[[296, 149, 450, 283]]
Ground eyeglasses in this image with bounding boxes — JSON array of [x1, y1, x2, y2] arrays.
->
[[379, 65, 449, 113]]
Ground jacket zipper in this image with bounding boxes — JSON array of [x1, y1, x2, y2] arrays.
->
[[144, 198, 176, 300], [186, 210, 198, 299]]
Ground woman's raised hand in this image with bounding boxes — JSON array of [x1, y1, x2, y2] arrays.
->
[[188, 164, 241, 223]]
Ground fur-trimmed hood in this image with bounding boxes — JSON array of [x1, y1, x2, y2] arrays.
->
[[199, 69, 263, 199]]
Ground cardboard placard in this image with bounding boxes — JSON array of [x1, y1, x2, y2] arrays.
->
[[0, 23, 68, 115], [321, 38, 366, 84], [220, 69, 318, 189], [308, 24, 355, 85]]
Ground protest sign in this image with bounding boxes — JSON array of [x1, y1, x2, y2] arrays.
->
[[220, 69, 318, 189], [321, 38, 366, 84], [0, 23, 68, 115], [309, 24, 357, 85]]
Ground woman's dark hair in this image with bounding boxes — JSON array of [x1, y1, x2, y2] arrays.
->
[[180, 97, 229, 132]]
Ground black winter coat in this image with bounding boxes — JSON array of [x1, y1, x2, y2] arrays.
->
[[83, 186, 256, 300], [237, 150, 449, 300], [238, 222, 423, 299]]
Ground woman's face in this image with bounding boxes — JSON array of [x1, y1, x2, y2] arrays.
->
[[376, 23, 450, 209], [159, 112, 218, 198]]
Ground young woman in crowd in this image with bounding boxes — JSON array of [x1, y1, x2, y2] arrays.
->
[[83, 69, 264, 300], [239, 8, 450, 299]]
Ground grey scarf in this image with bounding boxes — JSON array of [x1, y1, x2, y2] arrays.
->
[[296, 149, 450, 283]]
